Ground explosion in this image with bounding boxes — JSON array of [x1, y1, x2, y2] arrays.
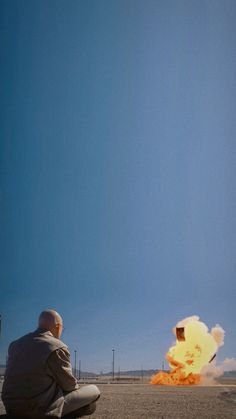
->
[[151, 316, 225, 385]]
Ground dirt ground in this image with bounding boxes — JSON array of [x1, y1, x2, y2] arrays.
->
[[1, 382, 236, 419], [90, 383, 236, 419]]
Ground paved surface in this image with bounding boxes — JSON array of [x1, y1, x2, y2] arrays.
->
[[1, 383, 236, 418]]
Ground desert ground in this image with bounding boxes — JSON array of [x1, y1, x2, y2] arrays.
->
[[1, 381, 236, 418], [89, 383, 236, 419]]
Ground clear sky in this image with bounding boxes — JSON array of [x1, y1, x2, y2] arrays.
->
[[1, 0, 236, 373]]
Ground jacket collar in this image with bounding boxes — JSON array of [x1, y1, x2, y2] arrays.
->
[[35, 328, 54, 337]]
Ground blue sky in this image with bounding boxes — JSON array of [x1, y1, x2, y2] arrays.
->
[[1, 0, 236, 373]]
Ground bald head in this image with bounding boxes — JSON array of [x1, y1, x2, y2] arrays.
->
[[38, 310, 63, 338]]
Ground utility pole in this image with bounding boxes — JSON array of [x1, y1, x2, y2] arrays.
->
[[141, 365, 144, 382], [74, 350, 77, 378], [112, 349, 115, 381], [162, 360, 165, 371], [78, 360, 81, 380]]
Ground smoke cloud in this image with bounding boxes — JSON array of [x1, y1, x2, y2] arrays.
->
[[221, 357, 236, 371], [151, 315, 226, 386], [210, 324, 225, 347]]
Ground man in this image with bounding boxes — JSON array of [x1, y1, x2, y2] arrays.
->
[[2, 310, 100, 418]]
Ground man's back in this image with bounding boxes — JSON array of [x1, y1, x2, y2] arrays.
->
[[2, 310, 100, 419], [2, 328, 69, 418]]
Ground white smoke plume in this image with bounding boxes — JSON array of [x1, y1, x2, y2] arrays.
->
[[201, 358, 236, 384], [210, 324, 225, 347], [200, 360, 223, 385], [221, 358, 236, 371]]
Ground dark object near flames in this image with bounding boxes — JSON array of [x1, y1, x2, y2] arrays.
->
[[209, 353, 216, 363], [176, 327, 185, 341]]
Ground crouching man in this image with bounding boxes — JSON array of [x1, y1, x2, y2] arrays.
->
[[2, 310, 100, 418]]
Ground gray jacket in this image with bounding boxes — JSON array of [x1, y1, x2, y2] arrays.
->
[[2, 328, 78, 418]]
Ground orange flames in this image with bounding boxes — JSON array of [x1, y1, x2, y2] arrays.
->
[[151, 354, 201, 385], [151, 316, 224, 385]]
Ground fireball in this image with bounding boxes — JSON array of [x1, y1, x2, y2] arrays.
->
[[151, 316, 224, 385]]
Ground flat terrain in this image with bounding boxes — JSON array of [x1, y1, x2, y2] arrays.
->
[[90, 383, 236, 419], [1, 382, 236, 419]]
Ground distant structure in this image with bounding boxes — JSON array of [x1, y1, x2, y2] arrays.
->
[[74, 350, 77, 378], [141, 365, 144, 382], [78, 360, 81, 380], [112, 349, 115, 380]]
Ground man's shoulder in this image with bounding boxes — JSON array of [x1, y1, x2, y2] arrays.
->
[[8, 332, 35, 350], [34, 330, 68, 351], [45, 335, 68, 351], [8, 330, 68, 353]]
